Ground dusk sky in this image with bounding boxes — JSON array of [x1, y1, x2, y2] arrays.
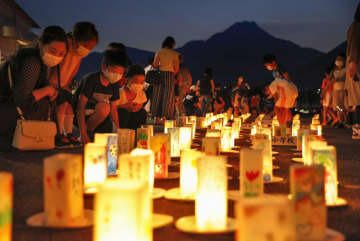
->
[[17, 0, 358, 53]]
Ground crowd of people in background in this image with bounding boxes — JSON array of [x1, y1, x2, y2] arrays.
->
[[1, 3, 360, 149]]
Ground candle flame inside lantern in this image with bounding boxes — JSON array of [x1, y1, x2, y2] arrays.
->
[[94, 179, 151, 241], [221, 127, 232, 152], [196, 155, 227, 231], [84, 143, 107, 193]]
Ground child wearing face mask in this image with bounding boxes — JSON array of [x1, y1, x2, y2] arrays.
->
[[330, 54, 347, 127], [76, 50, 127, 145], [0, 26, 68, 144], [49, 22, 98, 148], [116, 65, 147, 130]]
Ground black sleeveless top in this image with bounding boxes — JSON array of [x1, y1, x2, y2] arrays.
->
[[199, 76, 212, 95]]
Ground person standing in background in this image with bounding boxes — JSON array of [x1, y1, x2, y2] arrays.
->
[[175, 54, 192, 116], [197, 67, 215, 116], [331, 54, 347, 127], [152, 36, 179, 122], [345, 3, 360, 139], [321, 67, 338, 126]]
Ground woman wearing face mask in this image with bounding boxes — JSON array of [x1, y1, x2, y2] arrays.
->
[[330, 54, 347, 127], [49, 22, 98, 147], [77, 50, 127, 145], [116, 65, 147, 130], [0, 26, 67, 144]]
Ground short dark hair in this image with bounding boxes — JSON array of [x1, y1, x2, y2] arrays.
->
[[325, 66, 332, 75], [102, 50, 128, 68], [72, 22, 98, 43], [39, 25, 68, 50], [263, 54, 277, 64], [204, 67, 213, 78], [108, 42, 126, 53], [126, 64, 145, 78], [162, 36, 175, 49]]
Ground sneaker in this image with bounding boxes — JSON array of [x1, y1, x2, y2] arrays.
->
[[55, 134, 72, 148], [67, 133, 82, 147], [352, 126, 360, 139]]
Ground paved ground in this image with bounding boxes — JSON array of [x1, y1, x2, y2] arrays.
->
[[0, 123, 359, 241]]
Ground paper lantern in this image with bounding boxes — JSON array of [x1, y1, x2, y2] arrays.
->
[[236, 196, 296, 241], [307, 140, 327, 165], [290, 165, 326, 241], [221, 127, 232, 152], [0, 172, 12, 241], [168, 127, 180, 157], [136, 128, 150, 149], [232, 118, 242, 132], [198, 117, 206, 129], [202, 137, 220, 155], [196, 155, 227, 231], [84, 143, 107, 193], [94, 133, 118, 176], [252, 134, 273, 181], [179, 127, 192, 150], [94, 179, 151, 241], [118, 149, 155, 194], [44, 154, 84, 226], [296, 129, 310, 151], [311, 146, 339, 205], [231, 129, 238, 148], [188, 115, 197, 122], [141, 125, 154, 137], [164, 120, 175, 134], [206, 129, 221, 138], [176, 116, 188, 127], [250, 125, 257, 136], [180, 149, 205, 196], [149, 134, 170, 178], [117, 129, 135, 154], [302, 135, 322, 164], [187, 120, 196, 138], [317, 125, 322, 136], [240, 149, 264, 197]]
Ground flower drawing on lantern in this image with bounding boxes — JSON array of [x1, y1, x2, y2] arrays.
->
[[138, 133, 148, 148], [244, 171, 260, 197], [154, 144, 167, 178]]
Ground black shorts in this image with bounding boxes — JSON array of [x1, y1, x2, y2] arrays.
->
[[56, 89, 74, 106]]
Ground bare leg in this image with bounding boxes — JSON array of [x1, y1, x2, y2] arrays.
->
[[56, 102, 69, 135], [87, 103, 110, 132]]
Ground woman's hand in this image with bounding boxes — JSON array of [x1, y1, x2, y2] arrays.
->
[[47, 86, 58, 101]]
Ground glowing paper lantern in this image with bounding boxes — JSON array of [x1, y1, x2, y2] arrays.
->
[[117, 129, 135, 154], [236, 196, 295, 241], [94, 133, 118, 176], [0, 172, 12, 241], [296, 129, 310, 151], [118, 149, 155, 194], [164, 120, 175, 134], [221, 127, 232, 152], [250, 125, 257, 136], [307, 140, 327, 165], [206, 129, 221, 138], [311, 146, 339, 205], [290, 165, 326, 241], [196, 117, 204, 129], [168, 128, 180, 157], [302, 135, 322, 164], [180, 149, 205, 196], [136, 128, 150, 149], [317, 125, 322, 136], [84, 143, 107, 193], [185, 122, 196, 139], [202, 137, 220, 155], [231, 129, 238, 148], [94, 179, 151, 241], [141, 125, 154, 137], [149, 134, 170, 178], [44, 154, 84, 226], [179, 127, 192, 150], [232, 118, 242, 132], [252, 134, 273, 181], [240, 149, 263, 197], [177, 116, 188, 127], [196, 155, 227, 231]]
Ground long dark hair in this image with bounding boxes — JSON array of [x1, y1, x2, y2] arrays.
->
[[162, 36, 175, 49], [355, 3, 360, 21]]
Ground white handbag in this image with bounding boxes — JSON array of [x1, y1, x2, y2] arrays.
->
[[8, 64, 57, 150]]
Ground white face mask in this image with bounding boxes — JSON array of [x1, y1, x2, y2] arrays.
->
[[335, 60, 344, 68], [42, 52, 63, 67], [75, 45, 91, 58], [103, 70, 122, 84], [129, 83, 144, 92]]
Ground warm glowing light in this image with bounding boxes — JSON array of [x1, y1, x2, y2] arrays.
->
[[149, 134, 170, 178], [141, 125, 154, 137], [290, 165, 326, 241], [302, 135, 326, 165], [179, 127, 192, 151], [117, 129, 135, 154], [180, 149, 205, 196], [221, 127, 232, 152], [0, 172, 12, 241], [311, 145, 339, 205], [94, 133, 118, 176], [84, 143, 107, 193], [201, 137, 220, 155], [185, 122, 196, 139], [307, 140, 327, 165], [164, 120, 175, 134], [196, 155, 227, 231], [236, 196, 295, 241], [168, 128, 180, 157], [137, 128, 150, 149], [94, 179, 151, 241], [240, 149, 263, 197], [44, 154, 84, 226], [117, 149, 155, 193], [317, 125, 322, 136], [206, 129, 221, 138], [252, 134, 272, 181]]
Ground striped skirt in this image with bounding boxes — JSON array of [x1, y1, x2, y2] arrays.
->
[[150, 71, 175, 119]]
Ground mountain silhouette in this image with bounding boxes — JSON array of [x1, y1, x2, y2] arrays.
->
[[77, 21, 345, 89]]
